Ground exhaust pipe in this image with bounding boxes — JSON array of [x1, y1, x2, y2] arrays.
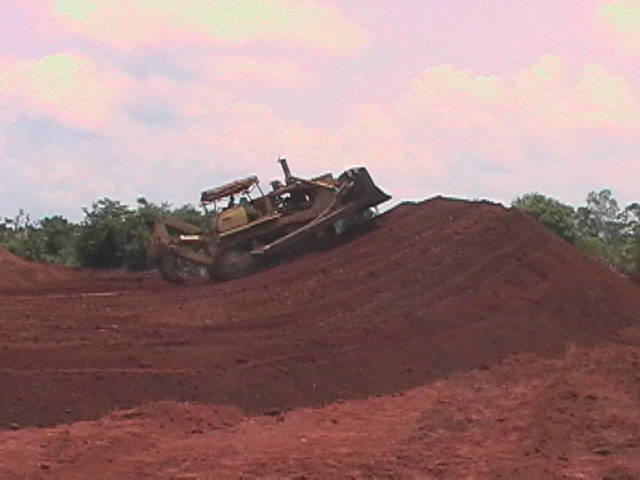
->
[[278, 157, 293, 184]]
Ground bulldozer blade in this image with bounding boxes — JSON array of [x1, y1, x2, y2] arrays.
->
[[343, 167, 391, 209]]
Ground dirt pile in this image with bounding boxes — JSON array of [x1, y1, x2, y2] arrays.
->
[[2, 343, 640, 479], [0, 197, 639, 429], [0, 247, 73, 289]]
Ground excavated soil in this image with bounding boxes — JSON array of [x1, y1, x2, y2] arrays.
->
[[1, 197, 639, 478], [2, 342, 640, 479], [0, 247, 74, 289]]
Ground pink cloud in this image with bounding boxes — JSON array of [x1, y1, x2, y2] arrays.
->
[[594, 0, 640, 53], [393, 56, 640, 162], [0, 51, 133, 131], [189, 55, 317, 89], [3, 46, 639, 214], [31, 0, 371, 57], [121, 54, 640, 206]]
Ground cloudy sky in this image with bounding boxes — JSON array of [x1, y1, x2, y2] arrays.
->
[[1, 0, 639, 220]]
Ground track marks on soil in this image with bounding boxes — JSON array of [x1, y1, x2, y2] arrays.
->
[[1, 198, 639, 430]]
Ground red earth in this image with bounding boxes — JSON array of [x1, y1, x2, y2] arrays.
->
[[1, 197, 639, 478], [0, 246, 74, 289]]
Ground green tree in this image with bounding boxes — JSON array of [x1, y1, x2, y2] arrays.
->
[[39, 215, 79, 264], [576, 189, 623, 242], [1, 197, 208, 270], [76, 198, 134, 268], [0, 209, 49, 262], [621, 202, 640, 276], [573, 190, 640, 275], [511, 192, 578, 242], [75, 197, 207, 270]]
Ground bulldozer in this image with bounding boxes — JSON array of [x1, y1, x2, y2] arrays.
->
[[148, 158, 391, 283]]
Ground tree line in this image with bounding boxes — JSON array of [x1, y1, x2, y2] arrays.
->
[[1, 189, 638, 277], [0, 198, 205, 270], [512, 189, 640, 277]]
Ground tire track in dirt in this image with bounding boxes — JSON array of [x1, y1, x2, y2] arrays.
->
[[0, 197, 639, 430]]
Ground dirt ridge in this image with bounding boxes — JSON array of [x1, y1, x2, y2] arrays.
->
[[0, 197, 638, 431]]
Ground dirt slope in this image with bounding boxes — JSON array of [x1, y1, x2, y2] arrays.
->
[[0, 197, 639, 431], [2, 342, 639, 479], [0, 247, 73, 289]]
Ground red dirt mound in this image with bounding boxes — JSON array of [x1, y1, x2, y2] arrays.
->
[[2, 343, 640, 479], [0, 197, 639, 429], [0, 247, 73, 289]]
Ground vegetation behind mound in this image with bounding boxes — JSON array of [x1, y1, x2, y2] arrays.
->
[[1, 189, 638, 276]]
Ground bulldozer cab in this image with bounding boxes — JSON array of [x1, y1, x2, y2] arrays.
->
[[200, 177, 276, 234], [216, 204, 250, 233], [200, 176, 260, 207]]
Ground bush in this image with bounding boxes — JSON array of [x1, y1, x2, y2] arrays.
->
[[514, 189, 640, 277], [75, 197, 206, 270], [512, 192, 578, 242], [76, 198, 137, 269]]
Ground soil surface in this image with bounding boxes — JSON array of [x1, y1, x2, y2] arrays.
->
[[0, 247, 74, 289], [1, 197, 639, 478], [2, 343, 640, 479]]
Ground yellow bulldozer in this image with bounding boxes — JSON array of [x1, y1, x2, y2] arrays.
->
[[148, 158, 391, 283]]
